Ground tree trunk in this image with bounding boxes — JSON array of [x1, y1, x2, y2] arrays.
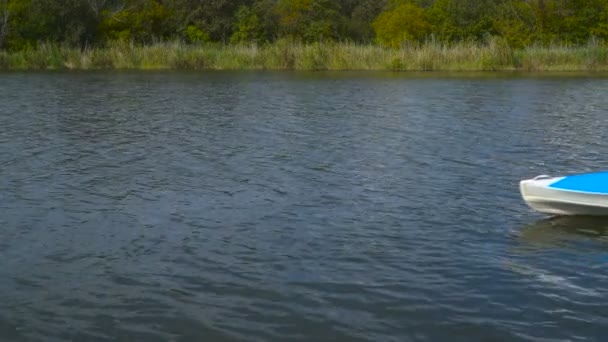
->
[[87, 0, 105, 19]]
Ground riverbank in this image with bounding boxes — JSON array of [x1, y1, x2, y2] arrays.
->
[[2, 40, 608, 71]]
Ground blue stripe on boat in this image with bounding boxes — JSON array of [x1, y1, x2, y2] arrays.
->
[[549, 172, 608, 194]]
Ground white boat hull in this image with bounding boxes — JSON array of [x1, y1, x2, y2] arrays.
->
[[520, 175, 608, 216]]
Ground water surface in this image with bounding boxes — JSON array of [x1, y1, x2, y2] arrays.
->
[[2, 71, 608, 341]]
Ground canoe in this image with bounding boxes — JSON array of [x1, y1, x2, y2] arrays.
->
[[520, 172, 608, 216]]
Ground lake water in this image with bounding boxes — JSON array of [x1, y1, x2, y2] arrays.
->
[[2, 71, 608, 341]]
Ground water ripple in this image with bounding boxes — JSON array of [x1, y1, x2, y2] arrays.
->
[[1, 72, 608, 341]]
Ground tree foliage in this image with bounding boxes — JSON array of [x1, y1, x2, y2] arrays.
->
[[98, 1, 170, 43], [275, 0, 343, 42], [372, 1, 430, 47], [0, 0, 11, 49], [230, 5, 266, 44], [2, 0, 608, 51]]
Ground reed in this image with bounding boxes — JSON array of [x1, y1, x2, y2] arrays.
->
[[1, 38, 607, 71]]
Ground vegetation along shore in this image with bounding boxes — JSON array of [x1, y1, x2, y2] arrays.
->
[[1, 0, 608, 71]]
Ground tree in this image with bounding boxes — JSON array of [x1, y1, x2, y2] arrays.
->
[[98, 0, 170, 43], [276, 0, 344, 42], [230, 5, 266, 44], [3, 0, 608, 51], [250, 0, 280, 42], [591, 3, 608, 40], [87, 0, 110, 20], [347, 0, 389, 42], [0, 0, 9, 49], [28, 0, 98, 46], [372, 1, 430, 47], [495, 0, 608, 45], [494, 0, 536, 47], [548, 0, 608, 44], [167, 0, 251, 43], [426, 0, 499, 43], [0, 0, 41, 50]]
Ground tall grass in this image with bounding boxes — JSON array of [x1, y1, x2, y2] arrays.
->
[[1, 38, 608, 71]]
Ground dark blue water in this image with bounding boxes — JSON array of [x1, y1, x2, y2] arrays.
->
[[2, 71, 608, 341]]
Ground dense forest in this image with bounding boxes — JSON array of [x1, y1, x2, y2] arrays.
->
[[1, 0, 608, 51]]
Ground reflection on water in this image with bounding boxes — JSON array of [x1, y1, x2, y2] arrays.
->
[[516, 216, 608, 250], [506, 216, 608, 300]]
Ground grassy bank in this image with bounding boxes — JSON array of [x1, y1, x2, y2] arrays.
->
[[2, 39, 608, 71]]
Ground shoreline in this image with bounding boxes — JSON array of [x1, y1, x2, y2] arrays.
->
[[2, 41, 608, 72]]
